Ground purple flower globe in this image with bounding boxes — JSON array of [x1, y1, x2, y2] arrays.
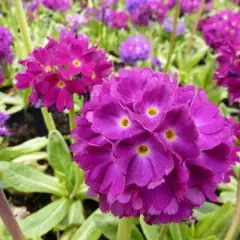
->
[[67, 14, 88, 31], [120, 35, 151, 65], [163, 17, 185, 35], [0, 25, 14, 64], [214, 44, 240, 103], [16, 29, 112, 112], [181, 0, 213, 13], [71, 67, 238, 224], [199, 10, 240, 51], [0, 112, 10, 137], [42, 0, 71, 12]]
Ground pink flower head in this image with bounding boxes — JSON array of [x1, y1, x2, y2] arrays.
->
[[16, 29, 112, 112], [214, 44, 240, 103], [42, 0, 71, 12], [199, 10, 240, 51], [71, 67, 238, 223]]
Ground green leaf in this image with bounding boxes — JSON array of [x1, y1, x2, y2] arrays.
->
[[48, 130, 71, 180], [93, 213, 144, 240], [12, 152, 47, 164], [169, 223, 191, 240], [195, 203, 234, 238], [71, 209, 102, 240], [2, 163, 65, 196], [20, 198, 69, 238], [140, 216, 160, 240], [61, 228, 78, 240], [55, 200, 85, 231], [0, 137, 48, 161], [194, 202, 220, 219]]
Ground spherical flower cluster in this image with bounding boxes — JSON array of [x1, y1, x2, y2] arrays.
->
[[67, 14, 88, 31], [232, 0, 240, 5], [126, 0, 168, 25], [199, 10, 240, 51], [0, 112, 10, 137], [71, 67, 237, 224], [0, 25, 13, 64], [101, 10, 129, 29], [163, 17, 185, 36], [16, 29, 112, 112], [42, 0, 71, 12], [120, 35, 151, 65], [214, 44, 240, 103], [23, 0, 41, 12], [181, 0, 213, 13]]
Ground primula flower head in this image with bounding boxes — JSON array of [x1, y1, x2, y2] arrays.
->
[[163, 17, 185, 35], [120, 35, 151, 65], [42, 0, 71, 12], [71, 67, 238, 223], [199, 10, 240, 51], [181, 0, 213, 13], [126, 0, 168, 25], [67, 14, 88, 31], [0, 25, 13, 64], [0, 112, 10, 137], [214, 44, 240, 103], [16, 29, 112, 112]]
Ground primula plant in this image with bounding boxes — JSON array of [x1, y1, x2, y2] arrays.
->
[[1, 0, 240, 240]]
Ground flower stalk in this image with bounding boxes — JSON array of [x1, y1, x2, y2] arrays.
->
[[183, 0, 205, 70], [163, 0, 181, 73], [158, 225, 168, 240], [69, 104, 76, 143], [0, 187, 25, 240], [224, 169, 240, 240], [116, 217, 134, 240], [14, 0, 56, 132]]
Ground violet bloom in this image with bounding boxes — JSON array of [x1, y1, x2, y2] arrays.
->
[[181, 0, 213, 13], [199, 10, 240, 51], [107, 10, 129, 29], [71, 67, 238, 223], [16, 29, 112, 112], [0, 112, 10, 137], [214, 44, 240, 103], [42, 0, 71, 12], [67, 14, 88, 31], [126, 0, 168, 25], [163, 17, 185, 35], [0, 25, 13, 64], [232, 0, 240, 5], [152, 57, 162, 71], [23, 0, 41, 12], [120, 35, 151, 65]]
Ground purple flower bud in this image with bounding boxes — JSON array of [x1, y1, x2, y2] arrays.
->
[[42, 0, 71, 12], [0, 25, 13, 64]]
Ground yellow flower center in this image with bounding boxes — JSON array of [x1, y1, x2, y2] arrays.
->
[[92, 72, 96, 79], [119, 116, 130, 128], [57, 80, 66, 88], [136, 144, 150, 156], [44, 65, 52, 73], [72, 59, 81, 67], [147, 107, 159, 117], [165, 128, 176, 141]]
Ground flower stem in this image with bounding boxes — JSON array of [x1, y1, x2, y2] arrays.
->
[[14, 0, 57, 132], [116, 217, 134, 240], [158, 225, 168, 240], [183, 0, 205, 70], [41, 107, 56, 132], [163, 0, 181, 73], [224, 169, 240, 240], [69, 105, 76, 143], [0, 187, 25, 240], [14, 0, 33, 53]]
